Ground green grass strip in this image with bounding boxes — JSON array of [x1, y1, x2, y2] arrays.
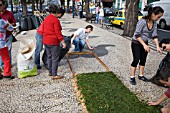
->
[[77, 72, 162, 113]]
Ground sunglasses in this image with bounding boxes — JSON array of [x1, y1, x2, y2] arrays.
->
[[0, 4, 3, 6]]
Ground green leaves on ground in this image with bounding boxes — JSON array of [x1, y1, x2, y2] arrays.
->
[[77, 72, 161, 113]]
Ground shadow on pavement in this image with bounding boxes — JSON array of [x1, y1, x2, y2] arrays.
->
[[90, 36, 100, 38], [61, 21, 75, 24], [68, 44, 115, 59]]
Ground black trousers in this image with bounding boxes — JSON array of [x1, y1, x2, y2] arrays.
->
[[131, 41, 148, 67]]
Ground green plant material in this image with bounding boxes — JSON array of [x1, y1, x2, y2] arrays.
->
[[77, 72, 162, 113]]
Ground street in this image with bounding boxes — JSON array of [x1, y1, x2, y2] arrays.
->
[[158, 28, 170, 41]]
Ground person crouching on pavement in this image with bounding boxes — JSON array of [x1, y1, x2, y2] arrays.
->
[[0, 19, 14, 79], [34, 7, 65, 70], [71, 25, 95, 52], [42, 4, 66, 80], [147, 42, 170, 113]]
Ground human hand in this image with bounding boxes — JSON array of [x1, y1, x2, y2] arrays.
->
[[161, 107, 170, 113], [89, 46, 95, 50], [157, 46, 162, 54], [62, 43, 66, 49], [143, 44, 150, 53], [70, 43, 73, 48], [147, 101, 159, 106]]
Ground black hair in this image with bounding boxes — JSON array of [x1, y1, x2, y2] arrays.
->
[[144, 6, 164, 20], [48, 4, 59, 14], [85, 25, 93, 31], [57, 7, 65, 16], [0, 0, 8, 9]]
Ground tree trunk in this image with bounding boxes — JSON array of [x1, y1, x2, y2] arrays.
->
[[122, 0, 140, 37], [67, 0, 69, 13], [32, 0, 35, 12], [40, 0, 43, 12], [36, 0, 39, 10], [21, 0, 27, 16], [85, 0, 90, 21]]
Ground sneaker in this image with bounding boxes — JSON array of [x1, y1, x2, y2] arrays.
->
[[51, 75, 64, 80], [48, 73, 52, 76], [36, 65, 42, 69], [138, 75, 149, 82], [4, 76, 15, 80], [130, 77, 136, 85]]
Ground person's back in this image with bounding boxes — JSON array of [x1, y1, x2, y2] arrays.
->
[[43, 14, 62, 46]]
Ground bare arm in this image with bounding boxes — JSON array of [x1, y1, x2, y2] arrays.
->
[[148, 94, 168, 106], [71, 34, 77, 43], [71, 34, 78, 46], [85, 39, 94, 50], [154, 37, 162, 54], [137, 37, 150, 53]]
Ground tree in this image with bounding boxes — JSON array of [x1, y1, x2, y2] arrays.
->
[[21, 0, 27, 16], [85, 0, 91, 21], [122, 0, 140, 37]]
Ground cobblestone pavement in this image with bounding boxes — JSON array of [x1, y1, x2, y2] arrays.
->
[[0, 14, 169, 112]]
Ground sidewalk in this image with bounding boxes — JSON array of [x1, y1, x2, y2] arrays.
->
[[0, 13, 168, 112]]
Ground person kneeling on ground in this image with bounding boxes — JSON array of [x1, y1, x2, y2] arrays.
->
[[71, 25, 95, 52], [148, 43, 170, 113]]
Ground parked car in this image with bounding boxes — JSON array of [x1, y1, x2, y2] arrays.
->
[[103, 7, 116, 16], [6, 5, 17, 13], [110, 10, 143, 29], [143, 1, 170, 29]]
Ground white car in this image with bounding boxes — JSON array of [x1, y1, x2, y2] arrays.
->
[[144, 1, 170, 29]]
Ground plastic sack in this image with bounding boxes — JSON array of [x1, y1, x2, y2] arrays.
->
[[17, 39, 37, 78], [42, 35, 72, 69], [150, 53, 170, 87]]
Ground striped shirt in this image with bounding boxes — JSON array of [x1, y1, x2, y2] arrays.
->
[[132, 18, 158, 43]]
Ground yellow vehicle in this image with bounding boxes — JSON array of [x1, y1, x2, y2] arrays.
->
[[110, 10, 143, 29]]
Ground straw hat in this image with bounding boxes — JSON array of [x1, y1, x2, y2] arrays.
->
[[19, 39, 35, 60]]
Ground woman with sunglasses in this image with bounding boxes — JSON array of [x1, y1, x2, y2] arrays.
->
[[130, 6, 164, 85]]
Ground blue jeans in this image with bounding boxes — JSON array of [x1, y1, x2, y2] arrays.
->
[[34, 32, 43, 66], [96, 14, 99, 24], [0, 35, 13, 67], [73, 38, 86, 52]]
